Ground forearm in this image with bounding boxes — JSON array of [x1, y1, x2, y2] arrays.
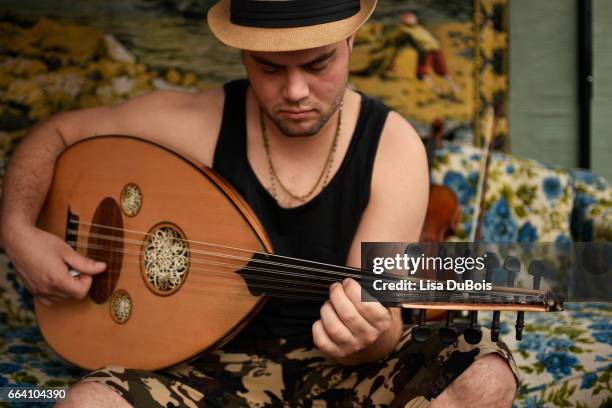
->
[[336, 307, 403, 366], [0, 119, 66, 244]]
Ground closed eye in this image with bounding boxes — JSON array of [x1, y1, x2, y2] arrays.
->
[[262, 66, 280, 74], [305, 62, 328, 72], [252, 49, 336, 74]]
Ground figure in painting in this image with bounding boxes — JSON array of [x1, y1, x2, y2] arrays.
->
[[386, 12, 460, 96]]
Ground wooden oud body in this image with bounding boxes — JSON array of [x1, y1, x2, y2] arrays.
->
[[36, 136, 271, 370]]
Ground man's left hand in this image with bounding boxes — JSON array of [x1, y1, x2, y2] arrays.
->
[[312, 277, 396, 364]]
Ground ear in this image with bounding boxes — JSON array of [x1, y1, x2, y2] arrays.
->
[[346, 34, 356, 53]]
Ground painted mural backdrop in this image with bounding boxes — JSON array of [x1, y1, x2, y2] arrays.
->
[[0, 0, 510, 182], [349, 0, 509, 149]]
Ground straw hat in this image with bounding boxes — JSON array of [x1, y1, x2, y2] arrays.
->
[[207, 0, 377, 52]]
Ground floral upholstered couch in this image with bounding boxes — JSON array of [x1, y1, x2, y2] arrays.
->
[[0, 143, 610, 407], [430, 143, 611, 407]]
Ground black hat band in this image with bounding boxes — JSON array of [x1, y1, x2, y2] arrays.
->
[[230, 0, 361, 29]]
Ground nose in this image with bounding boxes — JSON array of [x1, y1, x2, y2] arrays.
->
[[282, 68, 310, 104]]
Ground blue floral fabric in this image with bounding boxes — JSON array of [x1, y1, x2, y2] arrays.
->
[[569, 169, 612, 242], [431, 143, 611, 245], [492, 303, 612, 408]]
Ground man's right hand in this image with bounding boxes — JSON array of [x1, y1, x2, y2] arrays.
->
[[5, 224, 107, 307]]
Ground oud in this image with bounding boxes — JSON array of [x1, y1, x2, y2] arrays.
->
[[36, 136, 563, 371]]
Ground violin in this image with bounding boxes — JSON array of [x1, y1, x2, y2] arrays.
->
[[420, 118, 461, 243]]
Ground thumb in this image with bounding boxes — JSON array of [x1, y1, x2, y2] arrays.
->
[[62, 248, 107, 275]]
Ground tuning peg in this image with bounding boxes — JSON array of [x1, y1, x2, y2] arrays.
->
[[483, 252, 500, 283], [405, 244, 423, 258], [504, 256, 521, 286], [412, 309, 431, 343], [515, 311, 524, 340], [514, 259, 546, 342], [503, 256, 525, 340], [404, 244, 424, 277], [437, 246, 448, 280], [464, 311, 482, 344], [462, 248, 473, 281], [528, 259, 547, 290], [483, 252, 501, 341], [519, 267, 550, 337], [439, 311, 459, 345], [491, 310, 501, 342]]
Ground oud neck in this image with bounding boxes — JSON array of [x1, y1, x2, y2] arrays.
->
[[238, 253, 562, 312]]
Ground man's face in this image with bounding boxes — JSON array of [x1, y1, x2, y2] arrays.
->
[[243, 38, 353, 137]]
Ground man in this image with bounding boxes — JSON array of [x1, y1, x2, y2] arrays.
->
[[0, 0, 517, 406]]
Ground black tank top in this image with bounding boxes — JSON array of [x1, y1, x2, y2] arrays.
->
[[213, 79, 390, 346]]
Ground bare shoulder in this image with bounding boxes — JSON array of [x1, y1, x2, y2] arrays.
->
[[52, 86, 225, 167], [373, 110, 428, 184], [379, 110, 425, 160], [123, 86, 224, 119]]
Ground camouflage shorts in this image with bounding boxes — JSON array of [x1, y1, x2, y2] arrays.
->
[[78, 325, 518, 407]]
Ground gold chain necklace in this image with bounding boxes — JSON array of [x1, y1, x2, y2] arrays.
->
[[260, 100, 343, 202]]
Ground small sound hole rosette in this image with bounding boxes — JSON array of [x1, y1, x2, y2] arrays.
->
[[141, 223, 190, 296], [110, 290, 132, 324], [120, 183, 143, 217]]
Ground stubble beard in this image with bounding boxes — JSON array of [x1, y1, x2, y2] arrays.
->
[[265, 82, 347, 138]]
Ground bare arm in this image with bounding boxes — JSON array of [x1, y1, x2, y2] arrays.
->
[[2, 88, 222, 236], [312, 111, 429, 365], [1, 119, 67, 236], [0, 88, 223, 305]]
